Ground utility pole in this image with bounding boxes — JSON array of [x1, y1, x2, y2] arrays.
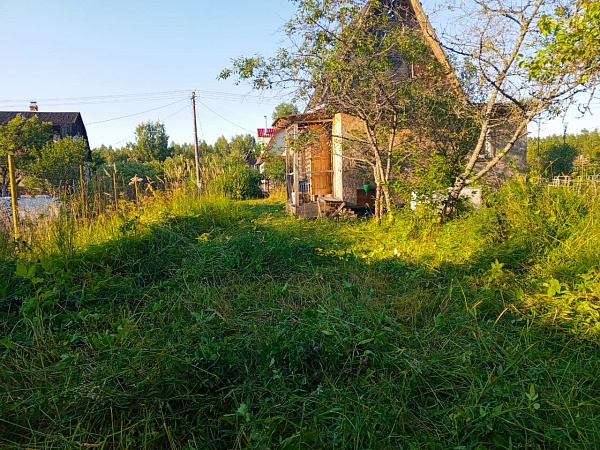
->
[[191, 91, 201, 190]]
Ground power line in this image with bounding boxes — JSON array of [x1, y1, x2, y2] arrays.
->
[[110, 135, 135, 147], [196, 98, 256, 134], [0, 88, 282, 108], [87, 98, 189, 125], [0, 90, 191, 107], [107, 103, 190, 148], [162, 104, 191, 121]]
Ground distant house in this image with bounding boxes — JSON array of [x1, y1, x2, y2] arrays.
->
[[257, 127, 278, 147], [255, 127, 285, 168], [0, 102, 91, 159], [254, 127, 286, 192]]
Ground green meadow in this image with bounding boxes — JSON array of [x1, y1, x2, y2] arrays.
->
[[1, 181, 599, 449]]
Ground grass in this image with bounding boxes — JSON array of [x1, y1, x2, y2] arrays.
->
[[1, 182, 600, 448]]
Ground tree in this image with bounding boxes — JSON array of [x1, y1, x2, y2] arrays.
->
[[200, 135, 262, 199], [528, 129, 600, 177], [272, 102, 299, 121], [543, 143, 578, 177], [30, 136, 89, 189], [93, 144, 132, 165], [0, 114, 53, 196], [171, 142, 195, 160], [229, 134, 259, 159], [213, 136, 230, 157], [438, 0, 600, 217], [221, 0, 473, 224], [262, 150, 286, 189], [132, 121, 171, 162]]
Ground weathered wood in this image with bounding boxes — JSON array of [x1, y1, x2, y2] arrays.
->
[[310, 124, 333, 196], [8, 153, 19, 239], [330, 201, 347, 218], [356, 189, 376, 208]]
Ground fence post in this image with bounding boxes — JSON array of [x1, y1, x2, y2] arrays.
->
[[7, 153, 19, 240]]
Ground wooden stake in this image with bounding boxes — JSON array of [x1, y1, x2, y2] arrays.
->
[[7, 153, 19, 240]]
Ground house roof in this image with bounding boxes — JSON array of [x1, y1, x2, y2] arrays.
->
[[0, 111, 90, 148], [272, 111, 333, 129], [257, 127, 279, 138], [405, 0, 461, 89], [0, 111, 84, 126], [304, 0, 462, 114]]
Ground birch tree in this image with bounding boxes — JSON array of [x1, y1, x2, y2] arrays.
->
[[440, 0, 600, 218]]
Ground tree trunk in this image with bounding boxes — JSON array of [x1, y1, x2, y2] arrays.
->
[[382, 183, 392, 216], [442, 176, 467, 220], [375, 181, 382, 226]]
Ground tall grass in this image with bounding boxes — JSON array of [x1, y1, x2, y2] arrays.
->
[[1, 181, 599, 448]]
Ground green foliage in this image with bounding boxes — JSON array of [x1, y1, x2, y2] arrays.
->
[[170, 142, 195, 159], [272, 102, 299, 121], [0, 114, 53, 160], [570, 128, 600, 160], [213, 135, 230, 157], [528, 129, 600, 178], [0, 114, 53, 194], [93, 144, 132, 165], [201, 152, 262, 200], [543, 143, 578, 176], [3, 186, 600, 447], [198, 134, 262, 200], [29, 136, 89, 188], [262, 151, 286, 188], [525, 1, 600, 86], [229, 133, 258, 159], [132, 120, 171, 162], [522, 270, 600, 336], [114, 159, 161, 184]]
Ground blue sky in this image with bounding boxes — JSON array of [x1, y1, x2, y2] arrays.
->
[[0, 0, 297, 148], [0, 0, 597, 149]]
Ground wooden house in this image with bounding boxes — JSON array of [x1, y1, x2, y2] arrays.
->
[[0, 102, 91, 159], [274, 0, 526, 218]]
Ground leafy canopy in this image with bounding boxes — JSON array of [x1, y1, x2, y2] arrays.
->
[[133, 121, 171, 162], [271, 102, 299, 121]]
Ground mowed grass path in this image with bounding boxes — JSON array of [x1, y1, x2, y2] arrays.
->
[[1, 186, 599, 449]]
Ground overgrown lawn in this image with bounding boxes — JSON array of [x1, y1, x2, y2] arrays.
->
[[1, 183, 599, 449]]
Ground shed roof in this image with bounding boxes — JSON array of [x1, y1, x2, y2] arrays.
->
[[272, 111, 333, 129]]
